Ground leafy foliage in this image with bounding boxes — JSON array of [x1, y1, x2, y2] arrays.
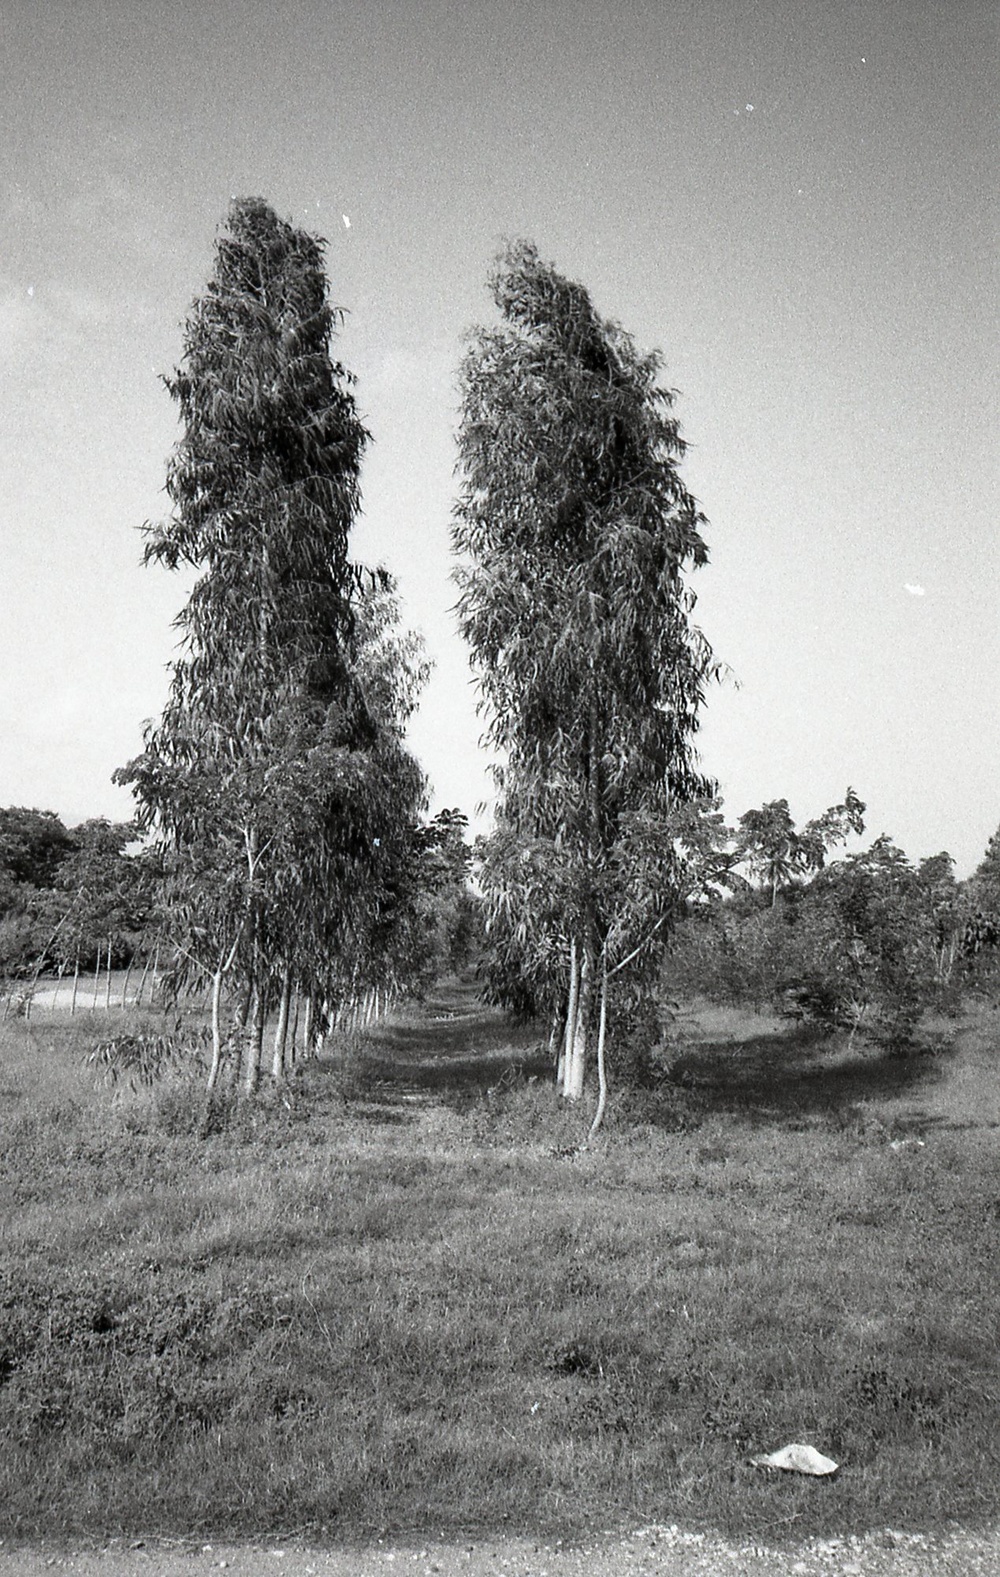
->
[[968, 820, 1000, 914], [454, 241, 718, 1100], [0, 811, 154, 989], [670, 801, 982, 1044], [0, 809, 76, 890], [56, 819, 156, 970], [735, 789, 865, 905], [86, 1027, 209, 1092], [115, 199, 427, 1089]]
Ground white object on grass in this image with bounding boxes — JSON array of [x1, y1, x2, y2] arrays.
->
[[750, 1443, 839, 1475]]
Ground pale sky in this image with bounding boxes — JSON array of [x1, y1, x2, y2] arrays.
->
[[1, 0, 997, 872]]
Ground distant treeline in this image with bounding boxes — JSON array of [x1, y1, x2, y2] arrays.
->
[[0, 805, 479, 1010]]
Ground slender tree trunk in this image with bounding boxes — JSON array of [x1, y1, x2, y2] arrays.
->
[[587, 950, 610, 1143], [559, 935, 580, 1092], [208, 971, 225, 1093], [548, 1008, 565, 1074], [151, 944, 165, 1014], [92, 949, 101, 1009], [316, 995, 330, 1054], [288, 986, 301, 1066], [271, 969, 292, 1082], [566, 699, 602, 1102], [120, 953, 134, 1012], [243, 984, 264, 1096], [21, 914, 72, 1022], [301, 994, 314, 1060], [71, 946, 80, 1015], [134, 951, 151, 1009], [565, 930, 593, 1101], [105, 940, 114, 1009], [235, 983, 251, 1029]]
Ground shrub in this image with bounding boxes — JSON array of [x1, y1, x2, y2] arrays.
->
[[86, 1026, 209, 1092]]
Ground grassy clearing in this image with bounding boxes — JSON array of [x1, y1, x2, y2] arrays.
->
[[0, 983, 998, 1542]]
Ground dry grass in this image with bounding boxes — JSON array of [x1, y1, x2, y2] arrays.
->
[[0, 984, 997, 1542]]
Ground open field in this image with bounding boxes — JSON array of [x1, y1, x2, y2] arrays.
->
[[0, 983, 998, 1553]]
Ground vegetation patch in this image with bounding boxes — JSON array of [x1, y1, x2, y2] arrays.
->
[[0, 989, 998, 1541]]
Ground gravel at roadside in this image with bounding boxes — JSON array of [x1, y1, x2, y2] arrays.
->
[[0, 1524, 997, 1577]]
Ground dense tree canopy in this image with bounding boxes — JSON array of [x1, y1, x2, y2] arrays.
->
[[117, 199, 426, 1091], [0, 809, 76, 891], [454, 240, 718, 1113], [0, 811, 152, 995]]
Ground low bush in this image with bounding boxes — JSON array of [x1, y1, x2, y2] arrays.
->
[[86, 1025, 209, 1092]]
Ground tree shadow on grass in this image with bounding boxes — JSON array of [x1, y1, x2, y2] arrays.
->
[[665, 1025, 956, 1131], [310, 982, 973, 1138]]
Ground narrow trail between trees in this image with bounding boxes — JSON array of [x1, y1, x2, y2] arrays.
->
[[309, 980, 550, 1120]]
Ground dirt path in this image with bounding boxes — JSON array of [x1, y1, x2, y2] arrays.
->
[[1, 1525, 998, 1577]]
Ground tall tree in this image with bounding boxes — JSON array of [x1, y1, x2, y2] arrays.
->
[[117, 198, 424, 1091], [736, 789, 866, 905], [968, 822, 1000, 914], [453, 241, 718, 1114], [0, 809, 75, 987], [0, 809, 75, 890]]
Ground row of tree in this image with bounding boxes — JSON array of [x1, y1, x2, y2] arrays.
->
[[7, 197, 997, 1115], [101, 201, 723, 1111], [6, 777, 999, 1057], [0, 801, 475, 1025]]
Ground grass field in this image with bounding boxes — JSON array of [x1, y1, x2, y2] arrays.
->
[[0, 981, 998, 1543]]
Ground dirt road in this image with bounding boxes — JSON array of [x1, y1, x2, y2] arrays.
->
[[0, 1525, 997, 1577]]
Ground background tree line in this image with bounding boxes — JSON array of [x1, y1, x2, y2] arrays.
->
[[667, 796, 1000, 1045], [0, 809, 155, 991]]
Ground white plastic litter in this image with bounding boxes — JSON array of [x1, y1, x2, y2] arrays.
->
[[750, 1443, 839, 1475]]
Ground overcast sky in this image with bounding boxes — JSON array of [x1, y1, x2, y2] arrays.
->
[[1, 0, 997, 872]]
